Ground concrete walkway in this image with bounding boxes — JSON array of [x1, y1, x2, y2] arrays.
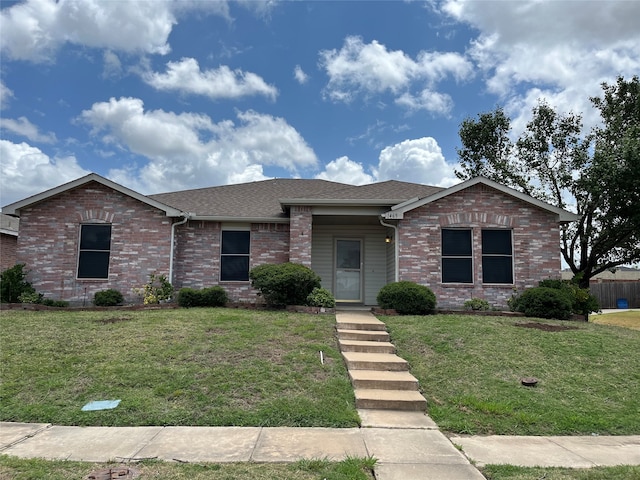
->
[[1, 309, 639, 478]]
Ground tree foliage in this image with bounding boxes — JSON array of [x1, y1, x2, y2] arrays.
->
[[456, 76, 640, 286]]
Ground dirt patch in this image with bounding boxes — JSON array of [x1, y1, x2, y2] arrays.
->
[[515, 322, 579, 332], [97, 316, 132, 324]]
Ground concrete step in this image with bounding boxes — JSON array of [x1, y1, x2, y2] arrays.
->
[[336, 329, 390, 342], [349, 370, 419, 391], [335, 316, 387, 331], [342, 352, 409, 371], [338, 339, 395, 354], [355, 389, 427, 411]]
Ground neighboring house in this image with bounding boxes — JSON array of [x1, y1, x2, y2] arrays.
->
[[0, 213, 19, 271], [2, 173, 578, 308]]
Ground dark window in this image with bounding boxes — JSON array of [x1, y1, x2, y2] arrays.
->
[[442, 229, 472, 283], [221, 230, 250, 281], [482, 230, 513, 284], [77, 224, 111, 279]]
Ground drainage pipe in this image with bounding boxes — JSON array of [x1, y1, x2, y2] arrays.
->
[[379, 216, 399, 282], [169, 213, 190, 284]]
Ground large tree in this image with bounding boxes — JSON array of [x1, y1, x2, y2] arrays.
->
[[456, 76, 640, 287]]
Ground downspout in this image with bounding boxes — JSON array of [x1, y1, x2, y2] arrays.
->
[[379, 216, 399, 282], [169, 213, 190, 284]]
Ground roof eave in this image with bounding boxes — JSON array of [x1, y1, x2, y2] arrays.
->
[[190, 215, 290, 224], [279, 198, 406, 207]]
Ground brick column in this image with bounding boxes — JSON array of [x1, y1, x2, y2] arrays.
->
[[289, 206, 313, 266]]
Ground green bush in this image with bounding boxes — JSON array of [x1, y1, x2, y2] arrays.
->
[[515, 286, 573, 320], [40, 298, 69, 307], [464, 297, 491, 311], [376, 281, 436, 315], [306, 287, 336, 308], [538, 279, 599, 315], [93, 289, 124, 307], [249, 263, 322, 307], [177, 286, 228, 308], [1, 264, 35, 303]]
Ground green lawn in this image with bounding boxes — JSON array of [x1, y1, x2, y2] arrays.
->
[[481, 464, 640, 480], [0, 308, 359, 427], [382, 314, 640, 436]]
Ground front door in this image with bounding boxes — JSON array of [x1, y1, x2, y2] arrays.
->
[[335, 239, 362, 302]]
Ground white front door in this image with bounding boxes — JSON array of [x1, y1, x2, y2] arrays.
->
[[335, 239, 362, 302]]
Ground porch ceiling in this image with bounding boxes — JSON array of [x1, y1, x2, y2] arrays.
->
[[313, 215, 383, 226]]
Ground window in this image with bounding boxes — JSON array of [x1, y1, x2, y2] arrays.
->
[[482, 230, 513, 284], [442, 229, 472, 283], [77, 224, 111, 279], [220, 230, 250, 281]]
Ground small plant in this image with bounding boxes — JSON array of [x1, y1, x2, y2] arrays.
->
[[249, 262, 321, 307], [376, 281, 436, 315], [464, 297, 491, 311], [40, 298, 69, 307], [17, 291, 42, 304], [306, 287, 336, 308], [516, 286, 573, 320], [1, 263, 36, 303], [133, 273, 173, 305], [178, 286, 228, 308], [93, 289, 124, 307], [507, 287, 520, 312]]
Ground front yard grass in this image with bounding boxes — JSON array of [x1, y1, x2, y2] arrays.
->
[[591, 310, 640, 330], [481, 464, 640, 480], [382, 314, 640, 436], [0, 308, 359, 427]]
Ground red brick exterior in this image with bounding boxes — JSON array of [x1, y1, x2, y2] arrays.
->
[[1, 233, 18, 271], [397, 184, 562, 309], [289, 206, 313, 266], [15, 182, 173, 304]]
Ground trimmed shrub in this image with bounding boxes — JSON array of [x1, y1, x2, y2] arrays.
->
[[93, 289, 124, 307], [376, 281, 436, 315], [249, 263, 321, 307], [41, 298, 70, 307], [538, 279, 599, 315], [1, 264, 35, 303], [177, 286, 228, 308], [464, 297, 491, 311], [306, 287, 336, 308], [516, 286, 573, 320]]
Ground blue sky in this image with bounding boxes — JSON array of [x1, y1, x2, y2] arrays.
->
[[1, 0, 639, 207]]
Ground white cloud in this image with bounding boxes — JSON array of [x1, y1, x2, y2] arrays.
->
[[0, 117, 57, 144], [315, 156, 375, 185], [395, 90, 454, 116], [0, 81, 14, 109], [0, 0, 231, 62], [319, 35, 472, 112], [143, 58, 278, 100], [102, 50, 122, 79], [0, 139, 90, 206], [79, 97, 317, 193], [377, 137, 458, 187], [294, 65, 309, 84]]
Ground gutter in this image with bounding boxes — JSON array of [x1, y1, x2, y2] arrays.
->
[[169, 213, 191, 284], [379, 216, 399, 282]]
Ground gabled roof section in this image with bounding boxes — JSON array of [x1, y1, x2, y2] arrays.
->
[[2, 173, 184, 217], [0, 213, 19, 236], [150, 178, 350, 221], [383, 176, 580, 223]]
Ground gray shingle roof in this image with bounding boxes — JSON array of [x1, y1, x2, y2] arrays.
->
[[149, 178, 443, 220]]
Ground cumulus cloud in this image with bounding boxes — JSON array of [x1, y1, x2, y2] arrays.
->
[[315, 156, 375, 185], [0, 117, 58, 144], [0, 140, 90, 206], [143, 58, 278, 100], [319, 35, 472, 113], [377, 137, 458, 187], [79, 96, 317, 193], [0, 81, 13, 109], [294, 65, 309, 84], [102, 50, 123, 79], [0, 0, 230, 62]]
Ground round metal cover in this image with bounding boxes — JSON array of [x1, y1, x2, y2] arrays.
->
[[85, 466, 140, 480]]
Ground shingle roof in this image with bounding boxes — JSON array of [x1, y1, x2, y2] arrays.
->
[[149, 178, 444, 220]]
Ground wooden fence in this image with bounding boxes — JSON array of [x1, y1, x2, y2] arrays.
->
[[589, 281, 640, 309]]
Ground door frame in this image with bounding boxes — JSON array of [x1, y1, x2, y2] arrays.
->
[[334, 237, 363, 303]]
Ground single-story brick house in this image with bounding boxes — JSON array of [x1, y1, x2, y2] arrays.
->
[[0, 213, 19, 271], [2, 173, 577, 308]]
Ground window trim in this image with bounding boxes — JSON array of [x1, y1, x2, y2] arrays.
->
[[77, 223, 112, 280], [441, 228, 473, 284], [220, 228, 251, 282], [481, 229, 514, 285]]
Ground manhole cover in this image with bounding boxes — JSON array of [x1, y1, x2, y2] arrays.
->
[[85, 466, 139, 480]]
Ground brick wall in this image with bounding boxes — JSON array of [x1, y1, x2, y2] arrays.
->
[[1, 233, 17, 271], [16, 182, 173, 304], [173, 221, 290, 303], [289, 206, 313, 266], [397, 184, 562, 309]]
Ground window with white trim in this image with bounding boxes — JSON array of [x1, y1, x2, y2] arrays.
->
[[441, 229, 473, 283], [220, 230, 250, 281], [482, 230, 513, 284], [77, 224, 111, 279]]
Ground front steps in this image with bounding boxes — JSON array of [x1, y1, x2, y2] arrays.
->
[[337, 311, 427, 412]]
